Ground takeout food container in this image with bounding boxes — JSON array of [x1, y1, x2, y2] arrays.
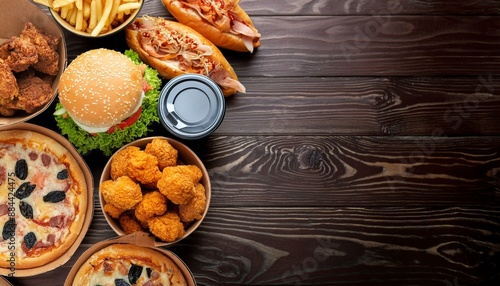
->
[[0, 0, 67, 128], [0, 277, 12, 286], [64, 232, 196, 286], [50, 0, 144, 38], [0, 123, 94, 277], [99, 136, 211, 247]]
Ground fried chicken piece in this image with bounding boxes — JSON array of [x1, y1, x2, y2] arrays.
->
[[145, 138, 178, 170], [126, 149, 162, 186], [15, 72, 53, 113], [134, 190, 168, 224], [110, 146, 141, 180], [179, 183, 207, 223], [100, 176, 143, 210], [157, 167, 195, 205], [20, 22, 59, 75], [166, 165, 203, 183], [148, 212, 185, 242], [0, 59, 19, 116], [119, 212, 144, 235], [0, 40, 9, 59], [103, 203, 125, 219], [0, 36, 38, 72]]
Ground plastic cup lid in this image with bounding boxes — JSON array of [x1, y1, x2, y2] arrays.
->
[[158, 74, 225, 140]]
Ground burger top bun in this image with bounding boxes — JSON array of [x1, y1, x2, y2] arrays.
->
[[58, 48, 144, 133]]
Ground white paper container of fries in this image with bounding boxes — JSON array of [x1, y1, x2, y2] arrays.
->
[[0, 0, 67, 128], [45, 0, 144, 37]]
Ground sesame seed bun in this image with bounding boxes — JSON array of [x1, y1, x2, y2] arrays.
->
[[58, 48, 144, 133]]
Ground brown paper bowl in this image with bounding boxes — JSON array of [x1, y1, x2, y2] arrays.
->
[[0, 277, 12, 286], [0, 0, 67, 127], [99, 136, 211, 247], [64, 232, 196, 286], [0, 123, 94, 277], [50, 0, 143, 38]]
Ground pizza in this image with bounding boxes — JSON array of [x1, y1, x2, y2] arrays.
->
[[72, 243, 188, 286], [0, 129, 88, 270]]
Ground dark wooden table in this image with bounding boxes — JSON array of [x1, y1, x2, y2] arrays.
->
[[7, 0, 500, 285]]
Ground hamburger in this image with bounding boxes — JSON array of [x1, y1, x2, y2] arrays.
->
[[54, 48, 161, 155]]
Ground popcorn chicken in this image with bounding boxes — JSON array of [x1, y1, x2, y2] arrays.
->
[[145, 138, 178, 169], [119, 212, 144, 235], [157, 169, 195, 205], [103, 203, 125, 219], [148, 212, 185, 242], [126, 149, 162, 186], [134, 190, 168, 223], [110, 146, 141, 180], [179, 183, 206, 223], [100, 176, 142, 210]]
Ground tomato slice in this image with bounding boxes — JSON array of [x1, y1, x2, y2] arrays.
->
[[106, 107, 142, 134]]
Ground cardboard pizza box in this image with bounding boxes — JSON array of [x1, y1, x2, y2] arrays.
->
[[64, 232, 197, 286], [0, 0, 67, 127], [0, 123, 94, 277]]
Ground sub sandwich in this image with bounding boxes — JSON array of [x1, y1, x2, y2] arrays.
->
[[125, 16, 245, 96], [162, 0, 261, 53]]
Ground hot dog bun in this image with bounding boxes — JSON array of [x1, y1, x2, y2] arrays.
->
[[125, 16, 245, 96], [162, 0, 261, 53]]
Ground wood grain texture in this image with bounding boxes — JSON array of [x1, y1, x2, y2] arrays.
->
[[217, 77, 500, 136], [9, 207, 498, 286], [57, 13, 500, 76], [240, 0, 500, 16], [182, 135, 500, 208], [229, 16, 500, 77], [9, 1, 500, 286]]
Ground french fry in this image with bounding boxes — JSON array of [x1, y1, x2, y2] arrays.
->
[[89, 0, 98, 30], [75, 9, 84, 31], [117, 2, 141, 13], [53, 0, 75, 9], [96, 0, 103, 21], [108, 0, 121, 26], [83, 1, 91, 18], [38, 0, 142, 36], [75, 0, 83, 10], [91, 0, 113, 36]]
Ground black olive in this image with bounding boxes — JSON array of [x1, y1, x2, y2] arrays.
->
[[15, 159, 28, 180], [128, 264, 143, 284], [2, 218, 16, 240], [20, 201, 34, 219], [15, 182, 36, 200], [146, 267, 152, 278], [24, 232, 37, 249], [57, 169, 69, 180], [43, 191, 66, 203], [114, 279, 130, 286]]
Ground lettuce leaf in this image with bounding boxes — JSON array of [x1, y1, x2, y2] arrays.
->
[[54, 49, 162, 156]]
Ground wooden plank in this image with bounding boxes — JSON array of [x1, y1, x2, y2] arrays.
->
[[62, 15, 500, 76], [177, 135, 500, 207], [7, 207, 500, 286], [219, 77, 500, 136], [240, 0, 500, 16], [175, 207, 500, 286], [225, 16, 500, 77]]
